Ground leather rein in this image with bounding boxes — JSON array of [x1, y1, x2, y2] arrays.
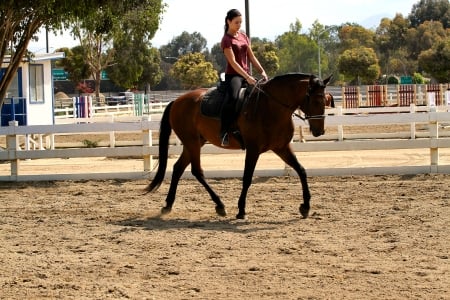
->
[[252, 81, 326, 122]]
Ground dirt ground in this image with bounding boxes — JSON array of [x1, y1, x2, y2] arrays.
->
[[1, 174, 449, 299]]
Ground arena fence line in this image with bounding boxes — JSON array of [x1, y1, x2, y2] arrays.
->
[[1, 105, 450, 181]]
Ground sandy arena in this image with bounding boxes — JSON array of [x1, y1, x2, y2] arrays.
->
[[0, 173, 449, 299]]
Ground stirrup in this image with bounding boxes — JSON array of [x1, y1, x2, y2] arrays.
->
[[221, 132, 229, 147]]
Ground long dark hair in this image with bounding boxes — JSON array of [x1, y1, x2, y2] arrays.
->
[[224, 9, 242, 34]]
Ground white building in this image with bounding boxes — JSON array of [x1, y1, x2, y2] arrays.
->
[[1, 52, 64, 126]]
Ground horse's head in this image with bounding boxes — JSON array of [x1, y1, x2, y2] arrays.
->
[[302, 74, 332, 137]]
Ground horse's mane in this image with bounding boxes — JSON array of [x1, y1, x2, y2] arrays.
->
[[269, 73, 313, 83]]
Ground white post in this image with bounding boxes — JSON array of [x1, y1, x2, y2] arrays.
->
[[410, 104, 416, 139], [6, 121, 20, 179], [428, 106, 439, 172], [109, 115, 115, 148], [337, 106, 344, 141], [428, 92, 436, 107], [141, 115, 152, 171]]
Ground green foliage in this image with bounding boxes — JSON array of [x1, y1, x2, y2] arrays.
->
[[338, 46, 380, 84], [82, 139, 98, 148], [0, 0, 104, 107], [210, 43, 227, 73], [409, 0, 450, 28], [339, 24, 376, 50], [159, 31, 208, 61], [412, 72, 426, 84], [106, 38, 162, 90], [251, 39, 279, 77], [275, 24, 317, 74], [71, 0, 164, 97], [0, 0, 164, 108], [170, 53, 218, 89], [55, 46, 91, 84], [406, 20, 448, 60], [418, 39, 450, 82]]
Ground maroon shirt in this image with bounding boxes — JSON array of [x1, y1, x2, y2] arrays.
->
[[221, 31, 250, 75]]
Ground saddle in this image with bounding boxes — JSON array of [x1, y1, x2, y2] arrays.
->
[[200, 82, 251, 119], [200, 82, 252, 150]]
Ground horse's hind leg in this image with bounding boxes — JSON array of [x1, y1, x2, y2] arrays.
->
[[161, 149, 191, 214], [189, 146, 226, 216], [273, 146, 311, 218]]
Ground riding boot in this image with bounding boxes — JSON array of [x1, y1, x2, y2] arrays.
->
[[220, 101, 235, 147]]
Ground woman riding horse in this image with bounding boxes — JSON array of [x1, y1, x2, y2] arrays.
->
[[145, 73, 332, 219]]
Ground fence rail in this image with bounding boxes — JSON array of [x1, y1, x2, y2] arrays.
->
[[1, 105, 450, 181]]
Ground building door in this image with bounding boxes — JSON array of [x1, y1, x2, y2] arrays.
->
[[1, 67, 26, 126]]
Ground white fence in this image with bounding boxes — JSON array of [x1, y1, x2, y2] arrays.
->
[[1, 105, 450, 181]]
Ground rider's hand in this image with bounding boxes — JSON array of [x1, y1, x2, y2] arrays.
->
[[261, 70, 268, 82], [246, 76, 257, 85]]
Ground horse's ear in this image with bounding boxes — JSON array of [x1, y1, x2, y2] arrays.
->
[[323, 74, 333, 86]]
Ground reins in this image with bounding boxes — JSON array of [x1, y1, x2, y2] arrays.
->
[[293, 93, 327, 122], [254, 80, 326, 122]]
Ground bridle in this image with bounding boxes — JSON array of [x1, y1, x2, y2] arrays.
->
[[249, 79, 326, 122], [294, 90, 327, 121]]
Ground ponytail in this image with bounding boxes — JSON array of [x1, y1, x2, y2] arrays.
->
[[224, 9, 242, 34]]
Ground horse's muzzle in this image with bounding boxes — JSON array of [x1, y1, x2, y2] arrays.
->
[[311, 128, 325, 137]]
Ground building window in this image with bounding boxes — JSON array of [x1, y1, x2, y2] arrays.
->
[[29, 64, 44, 103]]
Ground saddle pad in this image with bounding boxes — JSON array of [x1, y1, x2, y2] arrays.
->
[[200, 87, 225, 119]]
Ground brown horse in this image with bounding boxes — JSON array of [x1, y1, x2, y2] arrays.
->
[[146, 73, 332, 219]]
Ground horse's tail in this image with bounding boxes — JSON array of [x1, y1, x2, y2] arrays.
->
[[145, 101, 173, 192]]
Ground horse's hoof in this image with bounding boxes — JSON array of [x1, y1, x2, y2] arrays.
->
[[236, 213, 246, 220], [161, 206, 172, 215], [299, 204, 309, 219], [215, 206, 227, 217]]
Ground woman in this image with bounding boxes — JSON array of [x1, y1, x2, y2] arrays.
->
[[220, 8, 268, 147]]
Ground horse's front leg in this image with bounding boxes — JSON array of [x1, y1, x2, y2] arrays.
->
[[237, 150, 260, 219], [273, 146, 311, 218]]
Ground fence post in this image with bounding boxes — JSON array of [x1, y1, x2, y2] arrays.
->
[[109, 115, 116, 148], [429, 106, 439, 172], [141, 115, 152, 171], [337, 106, 344, 141], [6, 121, 20, 179], [410, 104, 416, 139]]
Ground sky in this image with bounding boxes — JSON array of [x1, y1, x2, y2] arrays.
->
[[28, 0, 419, 53]]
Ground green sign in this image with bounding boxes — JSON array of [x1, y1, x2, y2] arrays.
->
[[101, 70, 109, 80], [52, 69, 68, 80], [400, 76, 413, 84]]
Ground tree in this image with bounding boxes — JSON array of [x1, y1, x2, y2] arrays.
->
[[275, 20, 317, 74], [159, 31, 208, 62], [0, 0, 164, 109], [409, 0, 450, 28], [106, 38, 162, 90], [0, 0, 96, 108], [375, 14, 411, 76], [170, 53, 218, 89], [210, 43, 227, 74], [418, 39, 450, 82], [339, 24, 376, 50], [55, 46, 91, 84], [72, 0, 164, 98], [406, 20, 448, 60], [250, 38, 279, 77], [309, 21, 341, 79], [338, 46, 380, 84]]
